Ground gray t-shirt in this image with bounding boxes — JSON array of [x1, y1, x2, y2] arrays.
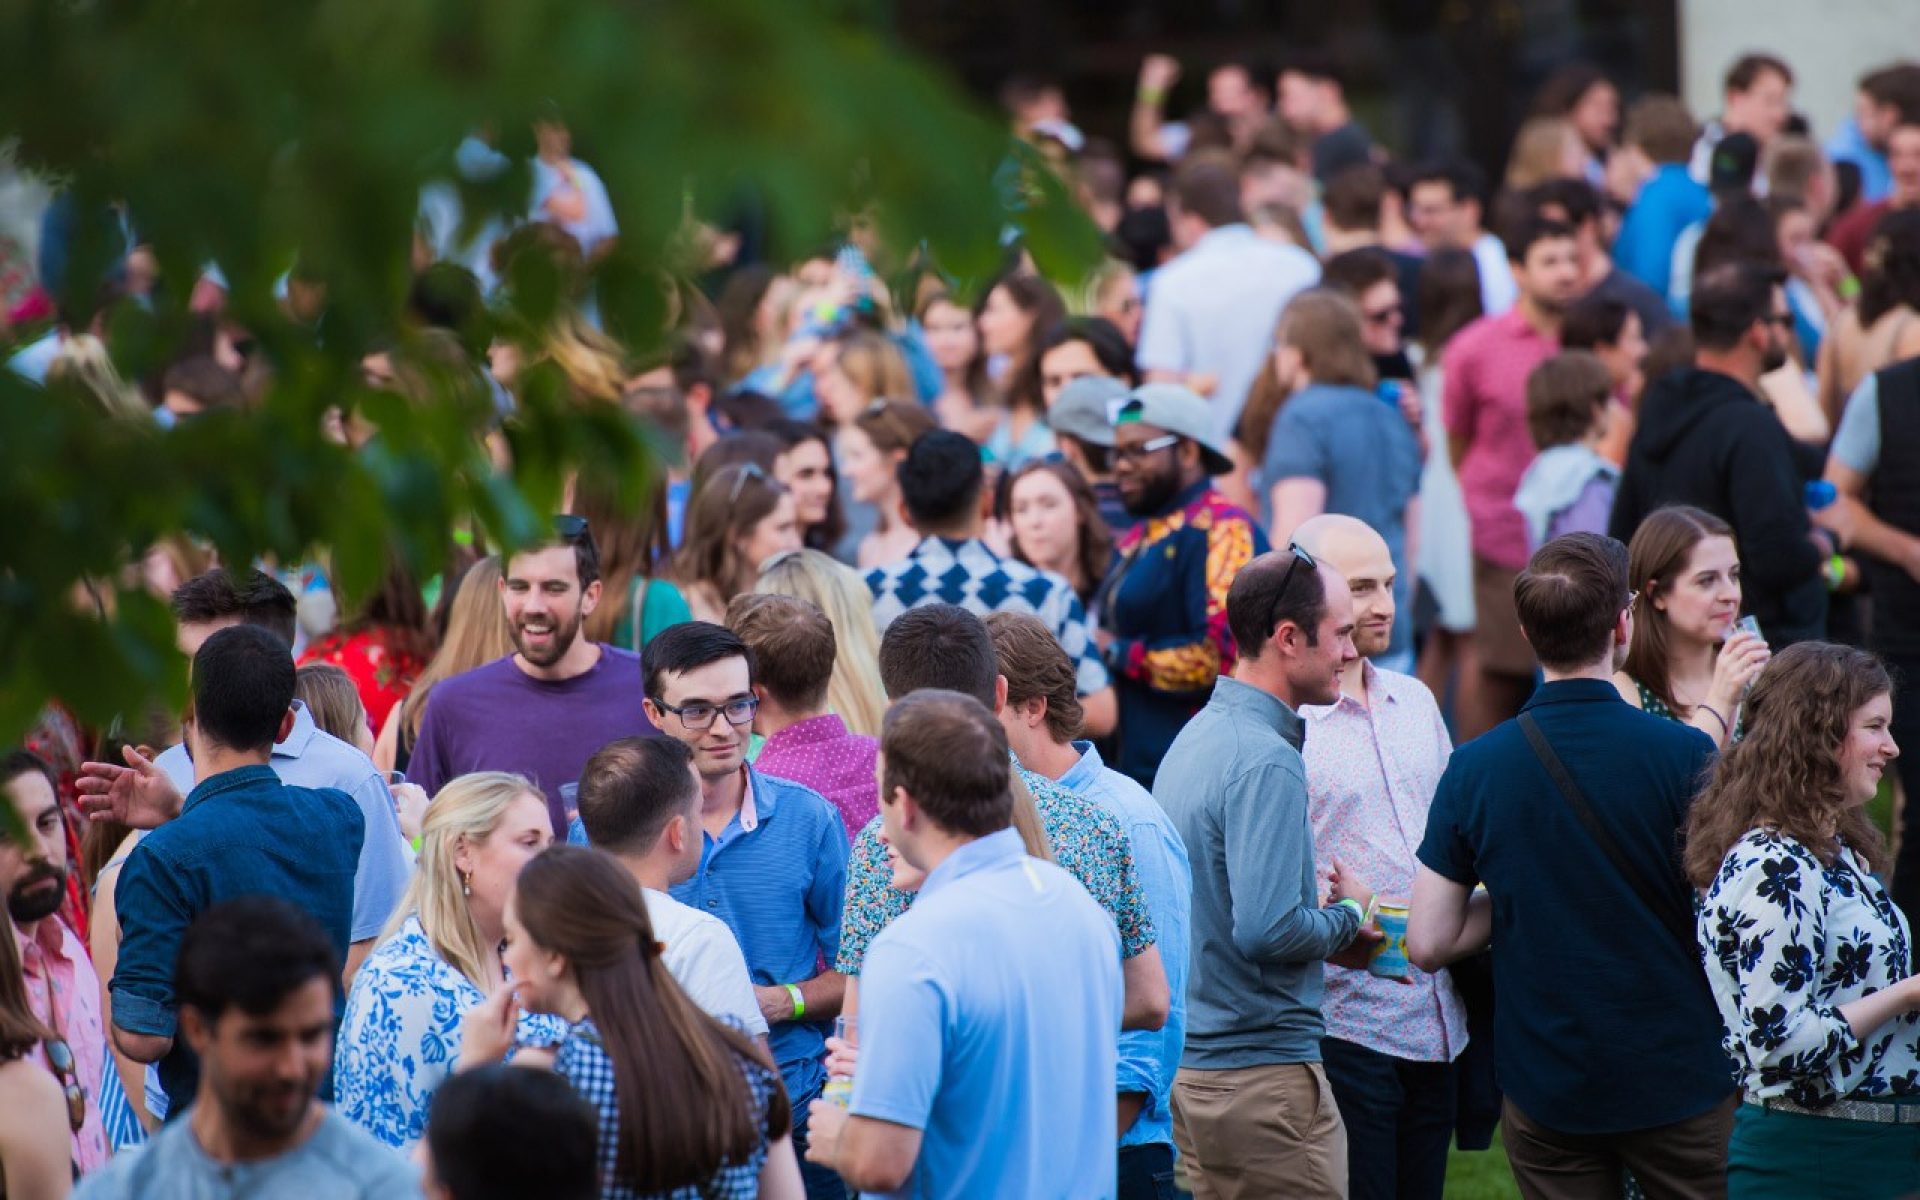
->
[[75, 1107, 417, 1199], [1831, 371, 1883, 476]]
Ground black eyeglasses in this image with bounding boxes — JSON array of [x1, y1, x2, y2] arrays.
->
[[727, 463, 769, 506], [1264, 543, 1318, 636], [553, 514, 589, 539], [44, 1037, 85, 1134], [1362, 305, 1404, 326], [1764, 312, 1795, 330], [654, 694, 759, 732]]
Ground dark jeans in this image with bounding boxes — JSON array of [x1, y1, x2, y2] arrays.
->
[[1884, 652, 1920, 928], [1320, 1037, 1456, 1200], [1502, 1095, 1736, 1200], [1117, 1141, 1177, 1200], [789, 1085, 848, 1200]]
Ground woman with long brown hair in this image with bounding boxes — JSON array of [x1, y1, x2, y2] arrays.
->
[[298, 561, 435, 734], [375, 557, 514, 774], [458, 845, 802, 1199], [836, 399, 936, 569], [976, 273, 1067, 467], [0, 909, 72, 1198], [1613, 506, 1771, 749], [1687, 642, 1919, 1197], [998, 460, 1115, 612], [674, 464, 802, 623]]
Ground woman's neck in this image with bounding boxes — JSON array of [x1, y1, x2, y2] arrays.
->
[[1665, 633, 1717, 702]]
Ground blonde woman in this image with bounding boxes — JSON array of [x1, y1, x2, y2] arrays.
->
[[334, 773, 559, 1148], [753, 548, 887, 738], [374, 558, 514, 774]]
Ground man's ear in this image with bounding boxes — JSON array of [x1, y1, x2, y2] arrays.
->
[[993, 675, 1010, 714], [180, 1006, 212, 1056], [579, 578, 603, 618], [276, 706, 298, 746]]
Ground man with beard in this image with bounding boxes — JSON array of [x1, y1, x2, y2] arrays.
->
[[1408, 534, 1734, 1195], [1611, 263, 1829, 644], [1443, 215, 1583, 740], [1290, 516, 1464, 1200], [76, 900, 414, 1196], [645, 621, 850, 1200], [3, 749, 109, 1171], [1096, 383, 1269, 788], [410, 516, 659, 835]]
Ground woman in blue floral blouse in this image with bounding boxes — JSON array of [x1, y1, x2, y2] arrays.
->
[[334, 772, 560, 1147], [1687, 643, 1920, 1198]]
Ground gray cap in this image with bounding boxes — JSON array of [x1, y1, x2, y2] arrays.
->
[[1047, 375, 1128, 448], [1115, 382, 1235, 476]]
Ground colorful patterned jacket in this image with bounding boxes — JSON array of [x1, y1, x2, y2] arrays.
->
[[1100, 480, 1267, 786]]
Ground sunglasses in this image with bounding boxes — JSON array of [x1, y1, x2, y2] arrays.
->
[[1263, 543, 1318, 636], [44, 1037, 86, 1134], [1111, 434, 1181, 464], [1362, 305, 1403, 326], [553, 514, 589, 539], [726, 463, 771, 507]]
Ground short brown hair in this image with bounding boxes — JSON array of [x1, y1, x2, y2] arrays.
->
[[1525, 351, 1612, 448], [985, 613, 1083, 744], [1321, 164, 1385, 232], [1276, 289, 1377, 391], [881, 690, 1012, 837], [852, 398, 936, 456], [1171, 150, 1246, 229], [1514, 532, 1630, 670], [1726, 52, 1792, 95], [1624, 95, 1697, 165], [725, 593, 835, 713]]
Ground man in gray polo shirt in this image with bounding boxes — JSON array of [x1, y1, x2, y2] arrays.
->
[[1155, 545, 1379, 1200]]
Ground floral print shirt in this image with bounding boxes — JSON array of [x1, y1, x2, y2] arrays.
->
[[835, 760, 1156, 974], [1699, 829, 1920, 1106]]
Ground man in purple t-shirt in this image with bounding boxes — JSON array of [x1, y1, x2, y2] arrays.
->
[[410, 518, 659, 834]]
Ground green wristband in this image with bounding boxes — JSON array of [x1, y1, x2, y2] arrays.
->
[[1334, 898, 1364, 921], [785, 983, 805, 1019]]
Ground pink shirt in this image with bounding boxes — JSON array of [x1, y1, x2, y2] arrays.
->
[[1299, 664, 1468, 1063], [17, 915, 109, 1173], [754, 714, 877, 842], [1442, 308, 1559, 570]]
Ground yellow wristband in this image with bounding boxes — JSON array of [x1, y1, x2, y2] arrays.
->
[[785, 983, 805, 1019]]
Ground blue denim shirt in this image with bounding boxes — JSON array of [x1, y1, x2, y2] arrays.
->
[[1058, 742, 1190, 1151], [112, 764, 362, 1110], [669, 767, 849, 1103]]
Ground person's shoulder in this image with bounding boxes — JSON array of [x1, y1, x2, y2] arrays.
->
[[310, 1108, 419, 1186], [424, 654, 515, 707], [73, 1118, 190, 1196], [0, 1054, 65, 1127], [758, 771, 841, 829]]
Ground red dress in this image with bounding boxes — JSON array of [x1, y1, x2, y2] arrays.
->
[[298, 627, 425, 733]]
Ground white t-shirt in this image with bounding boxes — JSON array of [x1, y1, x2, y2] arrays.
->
[[644, 888, 770, 1037]]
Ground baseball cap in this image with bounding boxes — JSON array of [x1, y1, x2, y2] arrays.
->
[[1047, 375, 1128, 448], [1114, 382, 1235, 476]]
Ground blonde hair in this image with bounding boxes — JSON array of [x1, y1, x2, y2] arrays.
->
[[46, 334, 148, 421], [402, 558, 514, 742], [1505, 116, 1582, 191], [752, 549, 887, 737], [544, 312, 628, 404], [383, 771, 542, 990], [831, 332, 914, 418]]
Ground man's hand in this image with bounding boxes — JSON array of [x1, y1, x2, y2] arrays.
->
[[392, 782, 430, 843], [1137, 54, 1180, 97], [824, 1032, 859, 1082], [1811, 492, 1863, 550], [76, 746, 184, 829], [753, 984, 795, 1025], [1326, 922, 1385, 972], [804, 1098, 849, 1166]]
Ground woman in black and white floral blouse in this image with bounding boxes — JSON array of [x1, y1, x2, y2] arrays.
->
[[1687, 642, 1920, 1199]]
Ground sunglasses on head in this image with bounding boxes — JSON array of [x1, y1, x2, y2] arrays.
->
[[727, 462, 770, 506], [553, 514, 589, 540], [1263, 543, 1318, 637]]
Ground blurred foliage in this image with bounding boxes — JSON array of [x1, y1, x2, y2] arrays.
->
[[0, 0, 1101, 746]]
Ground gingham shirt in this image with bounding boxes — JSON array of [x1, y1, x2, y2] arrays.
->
[[865, 537, 1110, 696]]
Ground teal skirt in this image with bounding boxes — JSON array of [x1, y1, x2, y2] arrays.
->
[[1729, 1102, 1920, 1199]]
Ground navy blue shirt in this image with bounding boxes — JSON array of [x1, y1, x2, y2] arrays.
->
[[112, 765, 363, 1111], [1416, 680, 1733, 1134]]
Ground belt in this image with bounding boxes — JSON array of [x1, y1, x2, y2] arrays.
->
[[1746, 1092, 1920, 1126]]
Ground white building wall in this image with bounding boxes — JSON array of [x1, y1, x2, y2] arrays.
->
[[1681, 0, 1916, 142]]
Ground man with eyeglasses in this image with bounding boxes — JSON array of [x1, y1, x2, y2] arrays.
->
[[1612, 262, 1831, 645], [409, 516, 661, 836], [2, 748, 109, 1171], [644, 620, 851, 1200], [1098, 383, 1269, 787]]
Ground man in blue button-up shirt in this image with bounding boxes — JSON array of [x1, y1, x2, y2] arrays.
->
[[645, 622, 849, 1200]]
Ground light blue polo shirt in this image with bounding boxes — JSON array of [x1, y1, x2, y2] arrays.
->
[[1057, 741, 1190, 1152], [669, 766, 848, 1102], [852, 827, 1121, 1199], [155, 701, 410, 944]]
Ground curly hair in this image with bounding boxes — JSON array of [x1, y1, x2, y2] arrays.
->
[[1859, 208, 1920, 327], [1684, 642, 1892, 887]]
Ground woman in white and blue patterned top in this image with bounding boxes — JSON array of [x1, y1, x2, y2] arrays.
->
[[459, 845, 803, 1200], [1687, 644, 1920, 1199], [335, 772, 561, 1147]]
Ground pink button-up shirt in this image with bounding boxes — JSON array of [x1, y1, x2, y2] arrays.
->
[[1443, 307, 1559, 570], [17, 914, 109, 1173], [1300, 663, 1468, 1063], [754, 713, 877, 842]]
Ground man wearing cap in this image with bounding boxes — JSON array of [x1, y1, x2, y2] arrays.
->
[[1048, 374, 1135, 535], [1096, 383, 1270, 787]]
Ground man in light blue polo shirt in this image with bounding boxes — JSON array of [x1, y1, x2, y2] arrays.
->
[[805, 689, 1121, 1199], [647, 622, 850, 1200]]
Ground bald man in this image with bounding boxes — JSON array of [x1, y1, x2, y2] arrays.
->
[[1292, 515, 1465, 1200]]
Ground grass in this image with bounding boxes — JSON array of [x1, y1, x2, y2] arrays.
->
[[1446, 1133, 1520, 1199]]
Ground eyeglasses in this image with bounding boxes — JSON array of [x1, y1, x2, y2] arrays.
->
[[1111, 434, 1181, 465], [44, 1037, 86, 1134], [727, 463, 769, 506], [1362, 305, 1404, 326], [1263, 543, 1318, 637], [1764, 313, 1795, 330], [553, 514, 589, 539], [654, 695, 759, 732]]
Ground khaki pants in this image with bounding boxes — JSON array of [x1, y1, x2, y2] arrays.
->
[[1503, 1095, 1737, 1200], [1172, 1062, 1348, 1200]]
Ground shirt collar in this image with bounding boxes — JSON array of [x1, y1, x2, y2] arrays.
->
[[13, 914, 71, 966], [180, 763, 280, 815], [1210, 676, 1305, 748], [909, 536, 995, 566], [1060, 741, 1106, 796], [274, 700, 317, 759], [1145, 478, 1212, 522], [1194, 223, 1255, 251], [1520, 677, 1624, 711], [919, 827, 1027, 900]]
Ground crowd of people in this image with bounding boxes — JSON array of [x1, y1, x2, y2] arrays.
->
[[7, 33, 1920, 1200]]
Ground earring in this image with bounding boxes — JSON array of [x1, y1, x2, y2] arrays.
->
[[461, 870, 472, 897]]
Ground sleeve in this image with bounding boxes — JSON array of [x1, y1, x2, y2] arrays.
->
[[1415, 766, 1480, 887], [833, 820, 911, 976], [580, 165, 618, 246], [1830, 373, 1883, 477], [1134, 279, 1186, 374], [680, 922, 772, 1037], [807, 806, 851, 965], [1706, 845, 1864, 1100], [1047, 586, 1110, 696], [331, 955, 453, 1148], [1727, 422, 1825, 595], [1061, 803, 1157, 959], [1222, 763, 1359, 962], [347, 776, 410, 943], [109, 845, 193, 1038], [1261, 402, 1329, 484], [847, 938, 946, 1131], [1110, 515, 1261, 693], [407, 694, 452, 799]]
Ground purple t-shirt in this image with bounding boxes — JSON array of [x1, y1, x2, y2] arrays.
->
[[410, 647, 658, 834]]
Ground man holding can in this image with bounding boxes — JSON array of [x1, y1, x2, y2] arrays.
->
[[1293, 514, 1466, 1200]]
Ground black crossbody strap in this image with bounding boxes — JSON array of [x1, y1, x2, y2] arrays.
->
[[1518, 713, 1694, 945]]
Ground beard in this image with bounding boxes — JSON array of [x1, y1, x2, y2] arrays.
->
[[511, 608, 582, 668], [7, 862, 68, 924], [1761, 337, 1790, 374], [1120, 465, 1183, 517]]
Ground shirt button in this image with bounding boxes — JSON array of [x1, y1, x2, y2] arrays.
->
[[706, 899, 718, 909]]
